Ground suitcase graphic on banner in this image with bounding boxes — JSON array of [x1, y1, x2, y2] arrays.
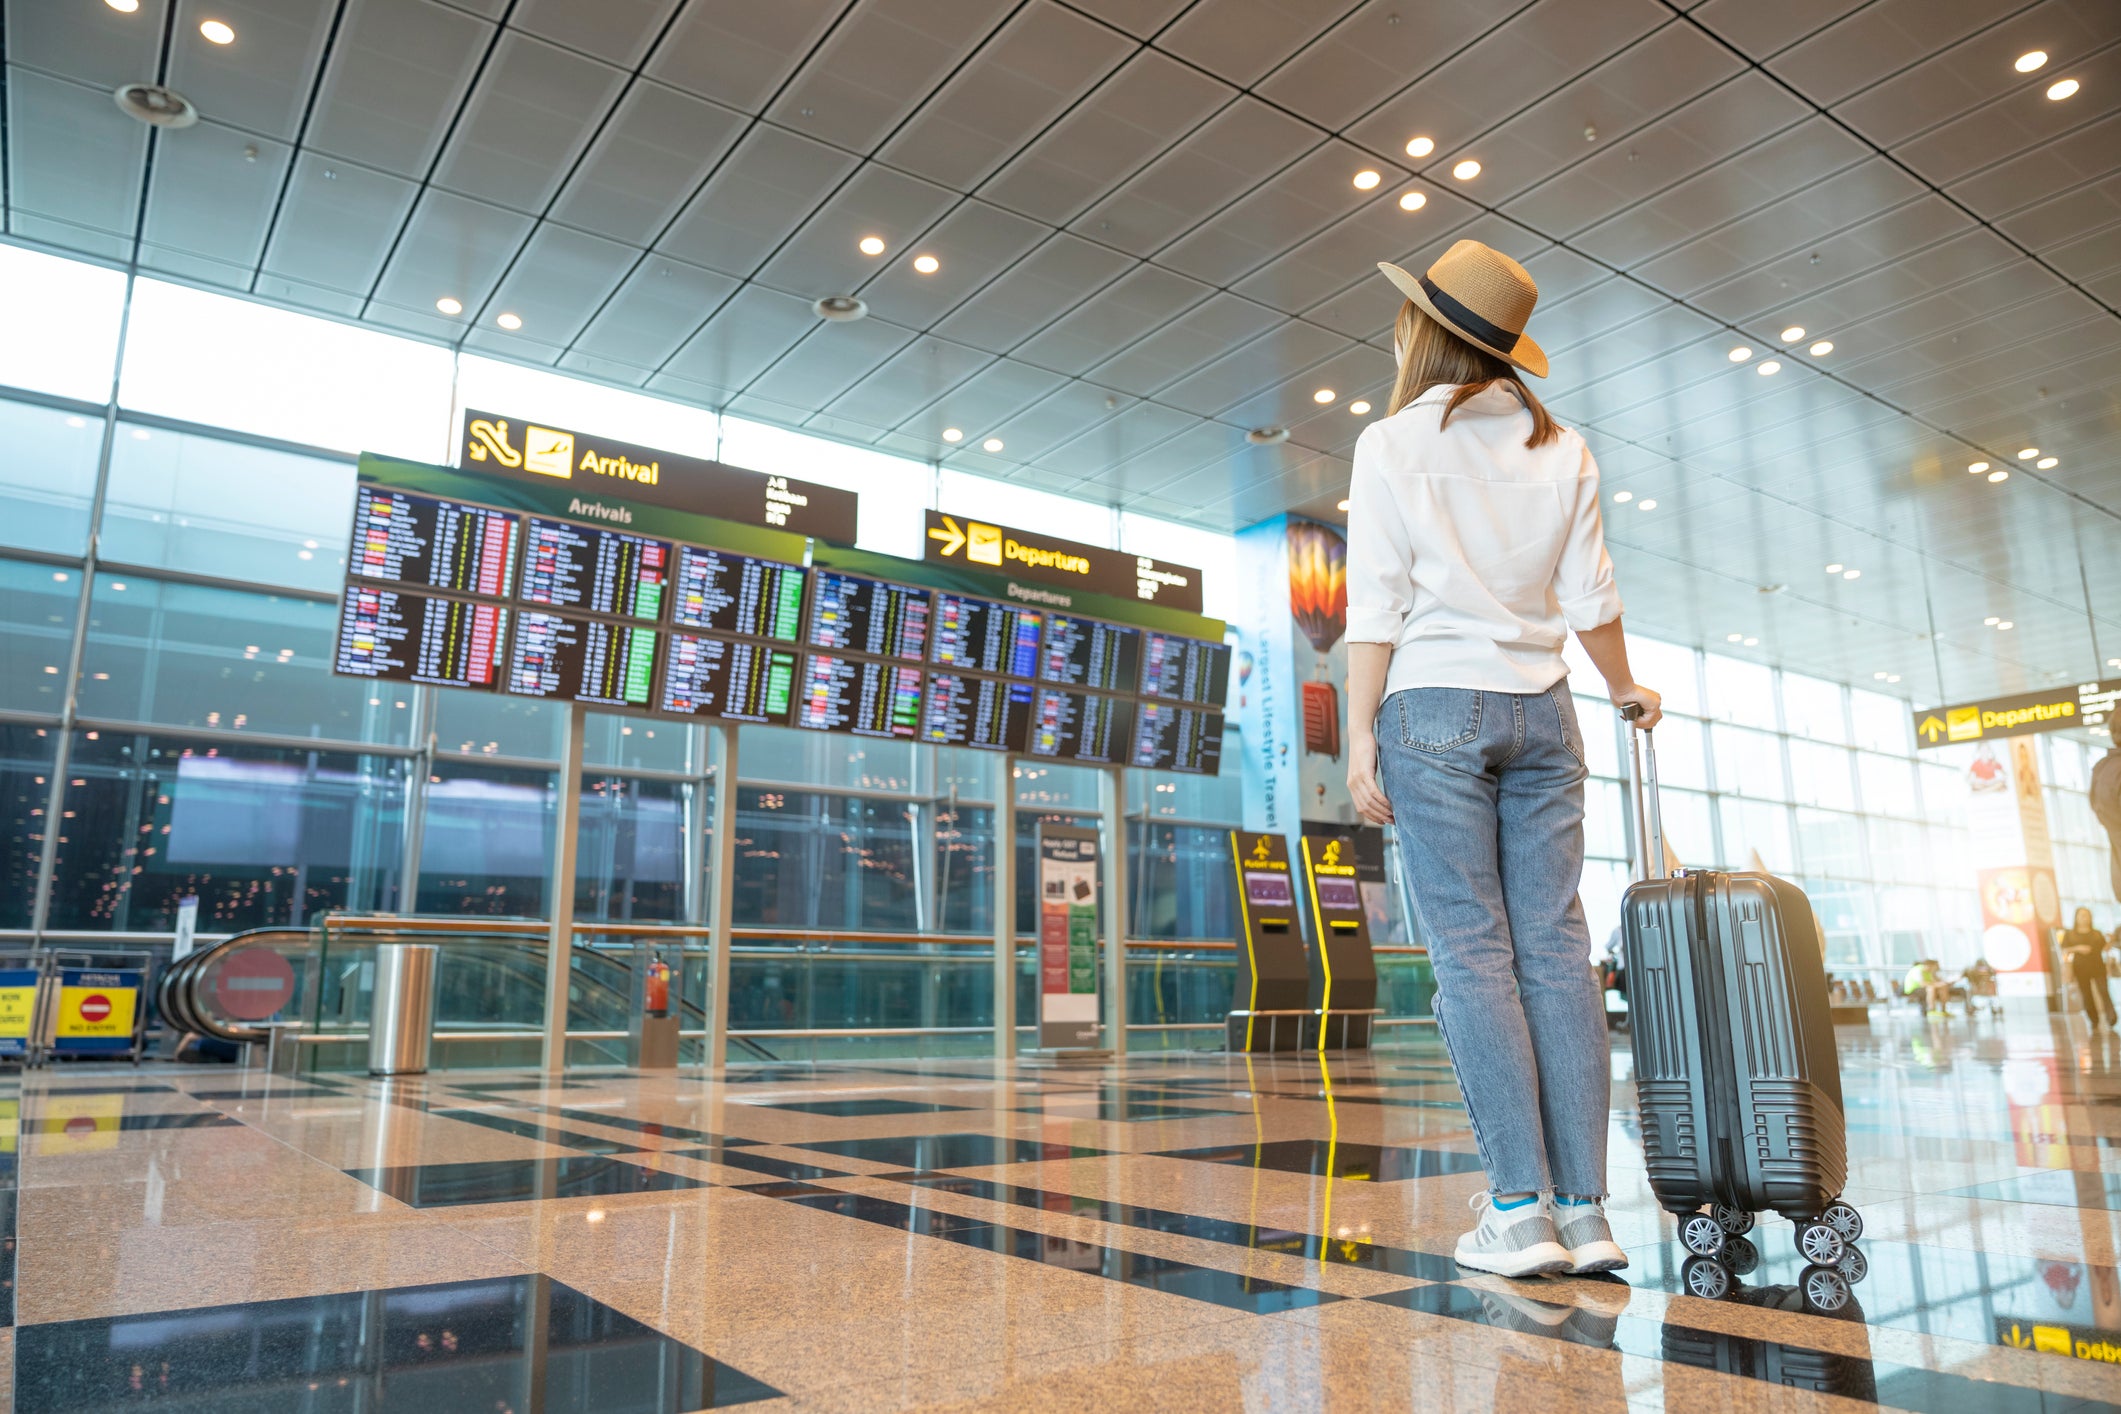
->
[[1620, 706, 1866, 1312], [1301, 680, 1340, 759]]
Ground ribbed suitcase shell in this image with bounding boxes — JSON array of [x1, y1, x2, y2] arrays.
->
[[1623, 868, 1847, 1222]]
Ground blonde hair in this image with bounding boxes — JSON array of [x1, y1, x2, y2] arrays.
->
[[1385, 301, 1559, 448]]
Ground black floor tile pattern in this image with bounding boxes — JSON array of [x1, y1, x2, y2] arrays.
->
[[1011, 1100, 1247, 1121], [24, 1111, 238, 1133], [14, 1273, 779, 1411], [428, 1108, 636, 1154], [1946, 1169, 2121, 1210], [1155, 1138, 1483, 1181], [794, 1133, 1107, 1170], [669, 1146, 858, 1182], [348, 1157, 709, 1208], [546, 1106, 757, 1146], [744, 1097, 972, 1117], [184, 1084, 342, 1101]]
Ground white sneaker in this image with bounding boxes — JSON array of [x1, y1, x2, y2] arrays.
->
[[1549, 1195, 1629, 1273], [1454, 1192, 1571, 1278]]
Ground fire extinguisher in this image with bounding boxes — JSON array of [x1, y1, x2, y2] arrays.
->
[[644, 957, 671, 1017]]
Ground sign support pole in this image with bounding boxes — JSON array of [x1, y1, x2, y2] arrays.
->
[[703, 722, 741, 1072], [993, 756, 1017, 1061], [1100, 765, 1128, 1057], [540, 702, 586, 1074]]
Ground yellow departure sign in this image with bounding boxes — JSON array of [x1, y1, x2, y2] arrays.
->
[[1913, 677, 2120, 750], [920, 509, 1202, 612]]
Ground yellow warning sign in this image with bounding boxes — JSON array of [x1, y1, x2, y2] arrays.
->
[[55, 982, 136, 1041], [0, 981, 33, 1042]]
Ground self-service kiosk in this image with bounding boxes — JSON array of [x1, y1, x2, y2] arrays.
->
[[1298, 829, 1378, 1049], [1225, 831, 1309, 1051]]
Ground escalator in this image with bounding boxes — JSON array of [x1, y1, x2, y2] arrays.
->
[[157, 922, 777, 1062]]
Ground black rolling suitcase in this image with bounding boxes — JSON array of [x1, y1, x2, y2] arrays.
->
[[1619, 708, 1865, 1301]]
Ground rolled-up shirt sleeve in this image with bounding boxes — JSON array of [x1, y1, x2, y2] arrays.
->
[[1554, 440, 1623, 631], [1344, 423, 1413, 645]]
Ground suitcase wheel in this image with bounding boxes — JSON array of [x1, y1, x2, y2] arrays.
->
[[1795, 1222, 1846, 1268], [1835, 1245, 1867, 1284], [1712, 1204, 1755, 1236], [1681, 1255, 1732, 1301], [1822, 1201, 1863, 1243], [1681, 1213, 1727, 1257], [1721, 1234, 1760, 1276], [1801, 1265, 1852, 1313]]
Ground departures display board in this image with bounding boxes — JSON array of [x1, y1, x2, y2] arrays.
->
[[331, 477, 1230, 772]]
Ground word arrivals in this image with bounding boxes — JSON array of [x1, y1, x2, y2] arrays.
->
[[568, 498, 634, 525]]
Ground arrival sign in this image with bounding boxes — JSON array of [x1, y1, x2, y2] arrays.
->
[[1912, 678, 2120, 750]]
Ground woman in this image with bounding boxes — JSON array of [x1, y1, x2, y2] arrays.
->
[[1344, 240, 1660, 1279], [2062, 908, 2116, 1028]]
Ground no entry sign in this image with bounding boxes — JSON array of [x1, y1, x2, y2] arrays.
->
[[77, 994, 111, 1023], [211, 949, 296, 1022]]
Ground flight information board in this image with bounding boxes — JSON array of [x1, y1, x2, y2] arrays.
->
[[505, 610, 659, 708], [1130, 703, 1225, 775], [1026, 687, 1134, 764], [349, 487, 516, 597], [795, 654, 923, 739], [930, 594, 1042, 679], [922, 672, 1034, 751], [519, 518, 670, 621], [1140, 632, 1231, 706], [658, 632, 797, 725], [333, 585, 506, 689], [671, 546, 805, 642], [806, 570, 930, 661], [1039, 616, 1140, 694]]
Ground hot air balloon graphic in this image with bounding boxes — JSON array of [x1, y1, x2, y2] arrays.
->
[[1287, 519, 1347, 758]]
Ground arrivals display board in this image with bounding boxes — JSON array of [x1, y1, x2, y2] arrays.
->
[[331, 452, 1229, 772]]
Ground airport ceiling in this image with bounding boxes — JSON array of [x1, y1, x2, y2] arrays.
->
[[4, 0, 2119, 716]]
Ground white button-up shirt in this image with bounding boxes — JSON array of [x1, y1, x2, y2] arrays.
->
[[1344, 382, 1622, 697]]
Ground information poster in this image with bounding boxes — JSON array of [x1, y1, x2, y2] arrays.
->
[[1036, 824, 1102, 1050], [0, 968, 37, 1059], [51, 969, 141, 1056]]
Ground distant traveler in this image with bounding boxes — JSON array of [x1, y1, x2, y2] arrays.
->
[[1344, 240, 1658, 1280], [1901, 958, 1949, 1019], [2093, 746, 2121, 901], [2062, 908, 2116, 1028]]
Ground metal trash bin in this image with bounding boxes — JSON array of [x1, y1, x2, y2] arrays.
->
[[369, 944, 438, 1075]]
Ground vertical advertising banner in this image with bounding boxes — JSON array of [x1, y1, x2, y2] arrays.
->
[[1036, 824, 1102, 1050], [1234, 517, 1297, 834], [1966, 740, 2061, 997]]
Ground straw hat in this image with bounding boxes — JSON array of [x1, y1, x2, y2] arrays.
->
[[1377, 240, 1548, 378]]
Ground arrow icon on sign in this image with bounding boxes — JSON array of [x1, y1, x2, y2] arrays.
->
[[1917, 715, 1945, 744], [928, 515, 966, 557]]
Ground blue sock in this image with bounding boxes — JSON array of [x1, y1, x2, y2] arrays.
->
[[1555, 1194, 1598, 1206], [1492, 1192, 1538, 1210]]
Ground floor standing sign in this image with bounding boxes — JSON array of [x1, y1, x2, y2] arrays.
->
[[1036, 823, 1103, 1050], [1225, 832, 1308, 1051], [1298, 830, 1378, 1048], [48, 968, 144, 1058]]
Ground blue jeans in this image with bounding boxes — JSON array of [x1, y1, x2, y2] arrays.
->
[[1377, 686, 1610, 1198]]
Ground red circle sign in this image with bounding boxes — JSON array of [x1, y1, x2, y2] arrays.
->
[[64, 1116, 96, 1137], [211, 948, 296, 1022], [78, 993, 111, 1023]]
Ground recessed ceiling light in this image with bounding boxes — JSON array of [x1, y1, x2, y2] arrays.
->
[[1997, 620, 2015, 631], [1728, 633, 1744, 643], [2017, 447, 2038, 459], [495, 312, 522, 330], [1743, 637, 1759, 647], [1349, 400, 1371, 415], [2047, 78, 2079, 101], [982, 437, 1004, 453], [1874, 671, 1889, 680], [1757, 359, 1782, 375], [2036, 456, 2058, 469], [1988, 469, 2010, 483], [1808, 340, 1833, 356], [1638, 498, 1658, 510], [1337, 499, 1351, 512], [1825, 564, 1843, 574], [199, 18, 234, 43], [1842, 568, 1860, 580], [1968, 461, 1989, 473], [1984, 616, 2000, 625], [1398, 191, 1426, 212], [1352, 170, 1381, 190], [941, 428, 963, 443], [1887, 674, 1900, 683], [1451, 159, 1481, 180], [1313, 389, 1336, 404], [1612, 491, 1634, 503], [2015, 51, 2048, 73], [105, 0, 139, 11], [857, 235, 885, 256], [1406, 136, 1435, 158], [1780, 326, 1805, 342], [435, 296, 462, 315], [1728, 346, 1753, 362]]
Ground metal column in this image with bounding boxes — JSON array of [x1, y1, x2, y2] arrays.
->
[[992, 755, 1016, 1060], [539, 702, 586, 1073], [701, 723, 740, 1071], [1100, 765, 1128, 1057]]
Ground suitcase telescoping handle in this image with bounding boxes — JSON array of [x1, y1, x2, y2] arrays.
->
[[1621, 704, 1668, 881]]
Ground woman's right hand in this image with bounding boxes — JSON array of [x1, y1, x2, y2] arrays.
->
[[1614, 683, 1662, 730], [1347, 733, 1394, 825]]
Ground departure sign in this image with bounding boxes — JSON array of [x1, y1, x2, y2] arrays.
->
[[1913, 677, 2120, 749], [671, 546, 804, 641], [923, 672, 1035, 751], [519, 518, 669, 620], [922, 510, 1203, 613], [1027, 687, 1134, 764], [1140, 632, 1230, 705], [506, 611, 658, 708], [806, 570, 930, 661], [930, 594, 1042, 678], [1131, 703, 1225, 775], [349, 487, 516, 597], [658, 632, 796, 724], [1040, 617, 1140, 694], [795, 654, 923, 738], [333, 586, 505, 688]]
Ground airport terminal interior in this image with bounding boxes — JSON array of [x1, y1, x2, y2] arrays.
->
[[1, 0, 2119, 1410]]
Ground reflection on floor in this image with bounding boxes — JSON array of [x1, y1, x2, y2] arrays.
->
[[4, 1010, 2120, 1410]]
